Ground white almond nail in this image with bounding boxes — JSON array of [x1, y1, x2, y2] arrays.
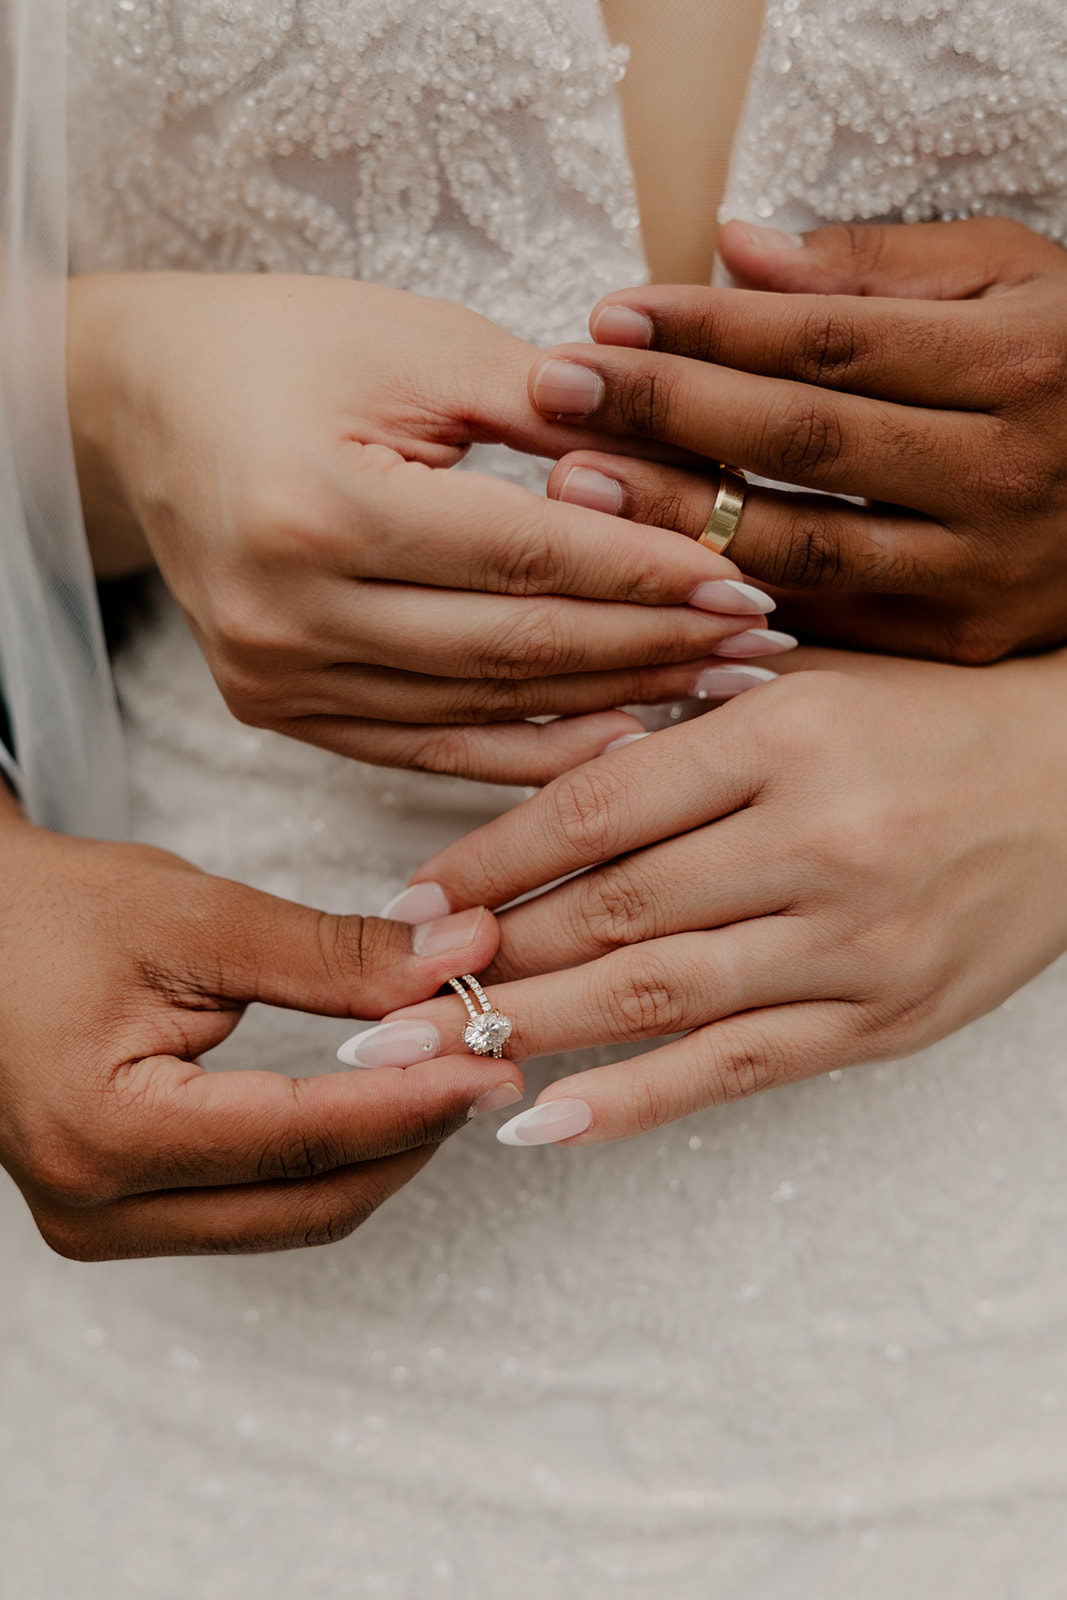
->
[[714, 629, 798, 658], [496, 1099, 593, 1147], [379, 882, 451, 923], [688, 580, 775, 616], [689, 664, 778, 699], [336, 1021, 441, 1069], [601, 732, 650, 756]]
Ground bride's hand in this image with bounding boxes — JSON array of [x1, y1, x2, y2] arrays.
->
[[0, 787, 520, 1257], [68, 272, 764, 786], [528, 217, 1067, 665], [366, 646, 1067, 1144]]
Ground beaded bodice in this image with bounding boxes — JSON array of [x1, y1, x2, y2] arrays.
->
[[723, 0, 1067, 240], [65, 0, 642, 347]]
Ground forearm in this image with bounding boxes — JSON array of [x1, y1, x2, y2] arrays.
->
[[67, 274, 155, 579]]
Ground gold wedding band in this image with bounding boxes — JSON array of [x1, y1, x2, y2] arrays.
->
[[698, 465, 748, 555]]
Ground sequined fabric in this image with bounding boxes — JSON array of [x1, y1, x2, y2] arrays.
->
[[3, 4, 1067, 1595]]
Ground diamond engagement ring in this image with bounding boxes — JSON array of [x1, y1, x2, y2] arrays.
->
[[448, 975, 514, 1058]]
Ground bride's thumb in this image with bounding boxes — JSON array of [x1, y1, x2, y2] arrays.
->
[[192, 879, 500, 1019]]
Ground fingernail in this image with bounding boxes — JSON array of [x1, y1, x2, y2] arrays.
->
[[714, 629, 797, 658], [558, 466, 622, 515], [689, 664, 778, 699], [601, 731, 650, 755], [533, 360, 605, 417], [412, 905, 486, 957], [469, 1083, 524, 1119], [743, 223, 805, 251], [379, 881, 451, 923], [591, 305, 653, 348], [336, 1020, 441, 1069], [689, 579, 775, 616], [497, 1099, 593, 1147]]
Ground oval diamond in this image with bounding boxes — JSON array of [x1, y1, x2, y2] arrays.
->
[[462, 1011, 513, 1055]]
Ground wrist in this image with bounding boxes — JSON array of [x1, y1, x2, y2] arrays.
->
[[67, 274, 154, 578]]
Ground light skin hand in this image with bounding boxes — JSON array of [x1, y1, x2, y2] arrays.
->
[[67, 272, 764, 787], [0, 782, 520, 1257], [529, 216, 1067, 665], [368, 645, 1067, 1143]]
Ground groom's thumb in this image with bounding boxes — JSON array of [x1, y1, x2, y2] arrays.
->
[[185, 879, 500, 1019]]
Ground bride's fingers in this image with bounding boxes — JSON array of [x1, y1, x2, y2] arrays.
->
[[39, 1148, 436, 1260], [272, 708, 654, 785], [311, 585, 766, 679], [486, 812, 796, 980], [412, 704, 770, 909], [547, 450, 969, 597], [257, 652, 778, 724], [379, 921, 826, 1064], [497, 1000, 871, 1146], [344, 451, 744, 599]]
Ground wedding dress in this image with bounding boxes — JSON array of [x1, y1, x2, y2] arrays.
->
[[3, 3, 1067, 1595]]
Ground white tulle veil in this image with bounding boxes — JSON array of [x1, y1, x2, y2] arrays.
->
[[0, 0, 125, 835]]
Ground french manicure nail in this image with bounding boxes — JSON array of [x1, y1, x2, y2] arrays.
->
[[601, 732, 650, 755], [379, 881, 451, 923], [412, 905, 486, 957], [714, 629, 798, 658], [533, 360, 605, 417], [689, 664, 778, 699], [470, 1083, 525, 1119], [591, 305, 653, 348], [743, 223, 805, 250], [337, 1020, 441, 1069], [558, 466, 622, 515], [496, 1099, 593, 1147], [688, 580, 775, 616]]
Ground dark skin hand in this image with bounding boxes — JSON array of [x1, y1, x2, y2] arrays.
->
[[0, 785, 520, 1260], [530, 216, 1067, 665]]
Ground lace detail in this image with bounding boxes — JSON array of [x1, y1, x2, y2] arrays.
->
[[67, 0, 642, 343], [724, 0, 1067, 238]]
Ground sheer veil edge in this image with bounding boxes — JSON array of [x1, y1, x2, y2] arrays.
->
[[0, 0, 126, 836]]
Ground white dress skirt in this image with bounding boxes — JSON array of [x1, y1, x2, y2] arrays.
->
[[3, 2, 1067, 1593]]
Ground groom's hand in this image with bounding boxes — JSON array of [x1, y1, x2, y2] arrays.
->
[[530, 216, 1067, 665], [0, 790, 518, 1259]]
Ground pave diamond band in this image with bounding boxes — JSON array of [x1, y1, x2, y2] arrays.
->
[[448, 974, 514, 1059]]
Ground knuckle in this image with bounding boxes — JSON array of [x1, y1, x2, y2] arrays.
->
[[769, 398, 846, 485], [795, 304, 864, 387], [462, 678, 538, 723], [574, 862, 653, 953], [481, 515, 561, 596], [35, 1209, 109, 1262], [769, 509, 846, 588], [297, 1195, 377, 1248], [473, 605, 573, 679], [605, 950, 686, 1039], [705, 1020, 789, 1102], [624, 1069, 675, 1136], [616, 366, 677, 437], [546, 765, 630, 862]]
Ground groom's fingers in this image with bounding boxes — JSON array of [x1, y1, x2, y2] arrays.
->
[[91, 1055, 524, 1199], [591, 284, 1002, 409], [39, 1148, 435, 1260], [548, 449, 968, 596], [717, 215, 1051, 301]]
